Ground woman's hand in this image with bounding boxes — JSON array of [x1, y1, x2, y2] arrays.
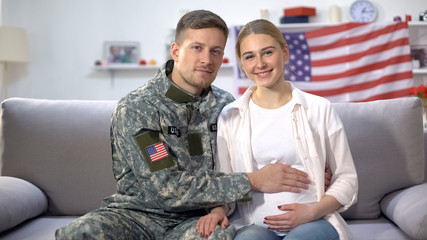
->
[[265, 195, 342, 232], [196, 206, 229, 238], [263, 203, 316, 232]]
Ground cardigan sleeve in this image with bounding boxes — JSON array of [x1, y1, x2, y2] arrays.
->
[[324, 106, 358, 212]]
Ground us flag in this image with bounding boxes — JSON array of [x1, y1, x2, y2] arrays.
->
[[145, 142, 168, 162], [234, 22, 413, 102]]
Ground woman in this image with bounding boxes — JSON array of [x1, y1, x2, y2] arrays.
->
[[196, 19, 358, 240]]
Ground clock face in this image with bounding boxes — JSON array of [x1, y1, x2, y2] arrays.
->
[[350, 0, 377, 22]]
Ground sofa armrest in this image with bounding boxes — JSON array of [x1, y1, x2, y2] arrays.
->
[[0, 176, 48, 232], [380, 182, 427, 240]]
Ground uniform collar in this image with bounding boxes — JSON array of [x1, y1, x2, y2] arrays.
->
[[163, 60, 212, 103]]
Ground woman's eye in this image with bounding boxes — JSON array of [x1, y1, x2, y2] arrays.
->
[[264, 50, 273, 56], [244, 55, 254, 60]]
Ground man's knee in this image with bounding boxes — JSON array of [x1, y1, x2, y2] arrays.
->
[[55, 209, 154, 240], [165, 218, 236, 240], [55, 213, 108, 240], [209, 225, 236, 240]]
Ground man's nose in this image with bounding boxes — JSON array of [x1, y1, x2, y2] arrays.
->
[[200, 50, 213, 65]]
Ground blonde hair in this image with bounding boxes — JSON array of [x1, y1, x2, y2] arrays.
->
[[235, 19, 287, 63]]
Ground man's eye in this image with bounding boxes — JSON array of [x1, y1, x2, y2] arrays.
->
[[211, 49, 222, 56], [193, 46, 201, 50]]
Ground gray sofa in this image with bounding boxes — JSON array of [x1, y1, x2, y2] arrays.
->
[[0, 97, 426, 240]]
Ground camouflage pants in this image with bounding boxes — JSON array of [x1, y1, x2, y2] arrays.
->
[[55, 207, 236, 240]]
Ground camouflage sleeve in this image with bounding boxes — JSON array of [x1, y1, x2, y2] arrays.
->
[[110, 99, 251, 212]]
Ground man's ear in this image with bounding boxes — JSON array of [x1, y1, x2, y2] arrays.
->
[[170, 42, 180, 62]]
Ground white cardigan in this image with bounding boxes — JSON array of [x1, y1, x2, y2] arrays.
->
[[216, 84, 358, 240]]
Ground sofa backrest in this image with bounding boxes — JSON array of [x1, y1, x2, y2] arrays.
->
[[1, 97, 425, 220], [0, 98, 118, 216], [332, 97, 425, 220], [424, 129, 427, 183]]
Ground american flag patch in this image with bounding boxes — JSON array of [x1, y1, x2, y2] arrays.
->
[[145, 142, 169, 162]]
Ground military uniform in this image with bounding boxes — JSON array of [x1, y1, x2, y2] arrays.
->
[[56, 60, 252, 240]]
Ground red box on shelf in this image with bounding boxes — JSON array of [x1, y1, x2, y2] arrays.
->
[[284, 7, 316, 17]]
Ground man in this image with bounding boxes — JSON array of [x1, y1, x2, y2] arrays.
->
[[56, 10, 311, 240]]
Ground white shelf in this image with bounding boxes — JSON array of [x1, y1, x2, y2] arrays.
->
[[413, 68, 427, 74], [94, 65, 159, 70], [408, 22, 427, 27], [277, 23, 338, 32], [93, 64, 234, 71], [93, 64, 234, 84]]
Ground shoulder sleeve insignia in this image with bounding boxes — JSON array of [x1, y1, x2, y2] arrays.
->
[[134, 130, 175, 172], [146, 142, 169, 162]]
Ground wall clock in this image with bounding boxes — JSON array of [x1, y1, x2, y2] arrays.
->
[[349, 0, 377, 22]]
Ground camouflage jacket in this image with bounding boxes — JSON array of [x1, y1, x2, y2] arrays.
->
[[103, 60, 251, 220]]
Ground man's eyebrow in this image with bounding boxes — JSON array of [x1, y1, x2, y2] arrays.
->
[[191, 41, 224, 50]]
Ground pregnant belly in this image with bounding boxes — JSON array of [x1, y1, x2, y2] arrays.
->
[[250, 185, 317, 227]]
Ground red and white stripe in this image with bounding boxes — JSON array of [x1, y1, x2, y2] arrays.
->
[[150, 143, 168, 162], [293, 22, 413, 102]]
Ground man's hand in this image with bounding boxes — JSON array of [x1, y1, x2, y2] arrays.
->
[[247, 164, 310, 193], [196, 206, 229, 238], [324, 162, 332, 191]]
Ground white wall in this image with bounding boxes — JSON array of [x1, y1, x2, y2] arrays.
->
[[2, 0, 426, 100]]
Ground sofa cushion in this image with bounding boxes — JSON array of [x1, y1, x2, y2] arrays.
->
[[0, 98, 118, 215], [424, 129, 427, 182], [332, 97, 425, 220], [0, 216, 77, 240], [0, 176, 48, 232], [347, 218, 413, 240], [380, 182, 427, 240]]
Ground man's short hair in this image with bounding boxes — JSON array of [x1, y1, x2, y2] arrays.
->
[[175, 10, 229, 45]]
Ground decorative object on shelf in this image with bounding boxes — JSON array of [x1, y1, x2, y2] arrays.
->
[[419, 11, 427, 21], [103, 41, 140, 65], [139, 59, 147, 65], [148, 59, 157, 66], [349, 0, 377, 22], [394, 16, 402, 22], [0, 26, 30, 100], [260, 9, 269, 20], [280, 16, 309, 24], [394, 15, 412, 23], [410, 84, 427, 118], [329, 5, 342, 23], [410, 84, 427, 99], [410, 48, 426, 68], [280, 6, 316, 24], [284, 6, 316, 16]]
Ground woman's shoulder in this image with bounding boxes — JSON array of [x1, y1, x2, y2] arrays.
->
[[293, 87, 332, 109]]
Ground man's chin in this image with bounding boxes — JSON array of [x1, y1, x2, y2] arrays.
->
[[196, 78, 215, 88]]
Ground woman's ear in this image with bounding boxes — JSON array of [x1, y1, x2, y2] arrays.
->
[[283, 44, 290, 62]]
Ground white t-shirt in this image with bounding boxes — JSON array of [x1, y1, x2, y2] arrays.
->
[[249, 98, 317, 232]]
